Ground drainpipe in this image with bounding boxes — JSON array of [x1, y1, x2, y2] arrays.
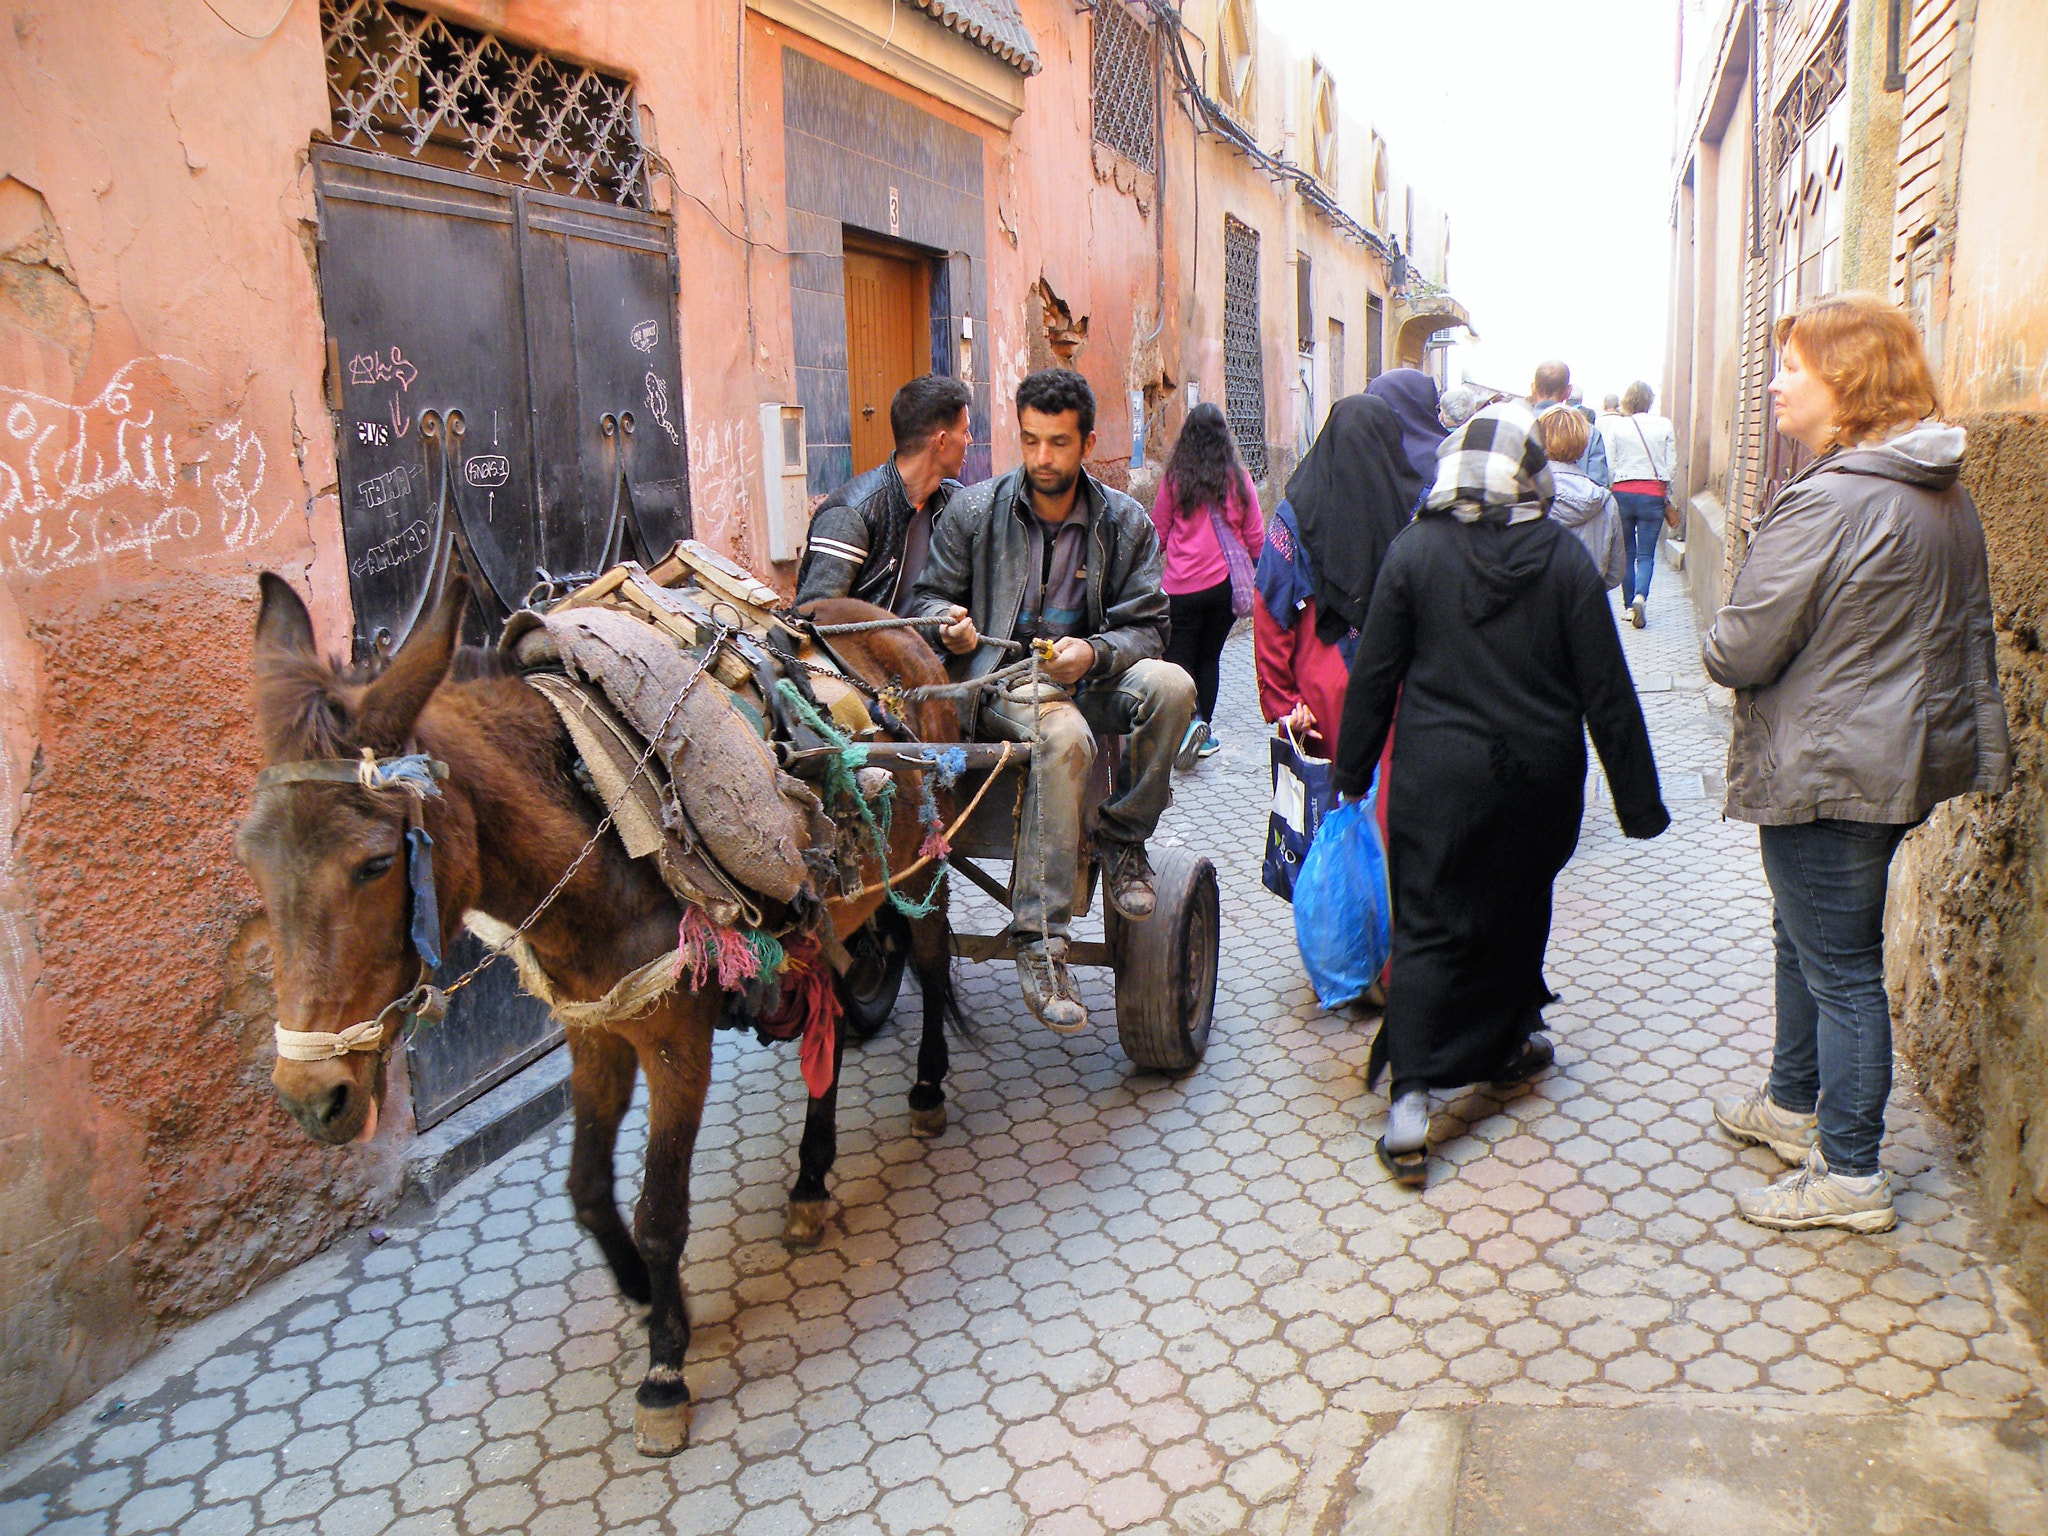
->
[[1136, 8, 1168, 360]]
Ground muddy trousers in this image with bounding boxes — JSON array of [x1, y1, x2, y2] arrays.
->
[[979, 658, 1196, 939]]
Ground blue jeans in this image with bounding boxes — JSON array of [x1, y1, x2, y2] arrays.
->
[[1614, 491, 1665, 607], [1758, 818, 1910, 1177]]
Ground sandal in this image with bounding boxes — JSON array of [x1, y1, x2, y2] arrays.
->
[[1376, 1136, 1428, 1188], [1491, 1033, 1554, 1088]]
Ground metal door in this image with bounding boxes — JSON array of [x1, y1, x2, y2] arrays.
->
[[312, 143, 693, 1127], [314, 143, 694, 656]]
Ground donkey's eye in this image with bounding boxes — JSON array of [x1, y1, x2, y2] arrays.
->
[[354, 855, 397, 885]]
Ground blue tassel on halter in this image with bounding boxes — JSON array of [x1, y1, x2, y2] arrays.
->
[[407, 826, 443, 971]]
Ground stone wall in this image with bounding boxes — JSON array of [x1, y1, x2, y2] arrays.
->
[[1888, 412, 2048, 1320]]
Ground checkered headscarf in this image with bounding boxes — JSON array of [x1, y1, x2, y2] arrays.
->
[[1424, 400, 1554, 524]]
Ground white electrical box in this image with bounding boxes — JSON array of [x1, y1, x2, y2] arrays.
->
[[761, 403, 808, 564]]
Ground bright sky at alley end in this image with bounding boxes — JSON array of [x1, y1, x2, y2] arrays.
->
[[1260, 0, 1682, 407]]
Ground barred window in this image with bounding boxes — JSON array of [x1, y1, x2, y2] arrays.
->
[[1091, 1, 1156, 172], [1223, 216, 1267, 479], [322, 0, 650, 208]]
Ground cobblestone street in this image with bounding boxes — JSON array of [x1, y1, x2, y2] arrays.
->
[[5, 581, 2046, 1535]]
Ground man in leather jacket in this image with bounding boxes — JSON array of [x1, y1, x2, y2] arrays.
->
[[910, 368, 1195, 1034], [796, 374, 972, 612]]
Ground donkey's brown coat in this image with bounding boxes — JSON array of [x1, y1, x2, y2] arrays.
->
[[239, 574, 960, 1455]]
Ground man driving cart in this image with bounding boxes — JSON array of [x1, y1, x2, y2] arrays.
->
[[910, 367, 1196, 1034]]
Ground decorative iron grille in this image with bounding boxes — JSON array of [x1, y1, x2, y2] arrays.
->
[[1090, 0, 1156, 172], [322, 0, 650, 208], [1772, 12, 1847, 172], [1222, 216, 1267, 479]]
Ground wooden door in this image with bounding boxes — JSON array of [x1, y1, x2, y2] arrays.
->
[[844, 245, 930, 471]]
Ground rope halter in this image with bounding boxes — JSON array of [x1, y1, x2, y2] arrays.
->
[[272, 979, 449, 1061]]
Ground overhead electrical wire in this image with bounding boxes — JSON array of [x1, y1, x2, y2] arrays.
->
[[1135, 0, 1394, 267]]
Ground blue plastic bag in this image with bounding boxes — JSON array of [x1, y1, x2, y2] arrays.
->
[[1292, 791, 1392, 1009]]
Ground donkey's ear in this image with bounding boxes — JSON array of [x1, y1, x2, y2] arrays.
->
[[355, 576, 470, 750], [255, 573, 318, 657]]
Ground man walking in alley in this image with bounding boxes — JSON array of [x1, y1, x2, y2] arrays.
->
[[1531, 360, 1610, 487], [796, 374, 973, 611], [911, 367, 1194, 1033]]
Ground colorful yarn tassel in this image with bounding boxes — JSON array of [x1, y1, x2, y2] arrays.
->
[[757, 932, 841, 1098], [674, 904, 764, 992]]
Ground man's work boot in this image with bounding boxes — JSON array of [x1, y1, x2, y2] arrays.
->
[[1017, 936, 1088, 1034], [1100, 838, 1156, 921]]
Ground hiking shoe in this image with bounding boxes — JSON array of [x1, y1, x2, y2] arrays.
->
[[1100, 838, 1156, 921], [1174, 719, 1210, 771], [1713, 1089, 1819, 1166], [1629, 597, 1646, 629], [1194, 729, 1222, 759], [1735, 1146, 1896, 1234], [1016, 937, 1088, 1034], [1491, 1033, 1554, 1088]]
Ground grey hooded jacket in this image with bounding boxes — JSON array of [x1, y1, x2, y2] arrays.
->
[[1702, 423, 2011, 825], [1546, 465, 1624, 589], [909, 466, 1169, 734]]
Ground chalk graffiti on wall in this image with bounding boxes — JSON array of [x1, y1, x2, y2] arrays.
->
[[645, 372, 680, 445], [683, 391, 756, 558], [348, 519, 433, 580], [0, 358, 296, 580], [356, 463, 422, 512]]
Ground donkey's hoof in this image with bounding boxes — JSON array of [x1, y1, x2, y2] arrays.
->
[[634, 1399, 692, 1457], [784, 1199, 831, 1248], [909, 1104, 948, 1138]]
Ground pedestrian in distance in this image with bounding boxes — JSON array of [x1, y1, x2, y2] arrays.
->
[[796, 373, 973, 612], [911, 367, 1194, 1036], [1334, 400, 1668, 1187], [1705, 292, 2011, 1234], [1530, 360, 1610, 486], [1601, 379, 1678, 629], [1437, 384, 1486, 432], [1601, 392, 1622, 417], [1151, 402, 1265, 769], [1537, 407, 1624, 590]]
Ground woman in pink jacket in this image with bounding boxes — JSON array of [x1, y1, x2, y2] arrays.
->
[[1151, 402, 1266, 766]]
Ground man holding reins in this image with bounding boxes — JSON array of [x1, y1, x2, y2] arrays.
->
[[911, 368, 1195, 1034]]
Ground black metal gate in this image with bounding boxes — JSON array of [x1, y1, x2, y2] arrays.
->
[[313, 141, 695, 1126], [314, 142, 692, 657]]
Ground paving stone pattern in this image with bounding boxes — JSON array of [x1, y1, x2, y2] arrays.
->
[[6, 590, 2043, 1536]]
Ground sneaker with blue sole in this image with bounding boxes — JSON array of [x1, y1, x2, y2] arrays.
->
[[1174, 719, 1209, 771], [1194, 729, 1222, 759]]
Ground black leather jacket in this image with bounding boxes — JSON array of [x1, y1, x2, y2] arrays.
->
[[908, 466, 1169, 733], [795, 458, 959, 610]]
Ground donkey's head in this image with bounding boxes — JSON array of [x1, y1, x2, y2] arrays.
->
[[237, 574, 467, 1145]]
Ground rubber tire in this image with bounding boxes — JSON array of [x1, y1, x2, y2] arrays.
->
[[837, 908, 908, 1045], [1109, 846, 1218, 1072]]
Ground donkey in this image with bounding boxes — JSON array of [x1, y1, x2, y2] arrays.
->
[[238, 572, 961, 1455]]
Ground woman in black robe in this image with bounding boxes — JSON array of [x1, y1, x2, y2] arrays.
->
[[1288, 394, 1426, 648], [1333, 402, 1669, 1186]]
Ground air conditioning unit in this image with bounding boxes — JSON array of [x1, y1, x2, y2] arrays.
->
[[761, 403, 808, 563]]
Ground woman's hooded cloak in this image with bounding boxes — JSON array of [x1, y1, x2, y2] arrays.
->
[[1367, 368, 1449, 486], [1285, 395, 1422, 645]]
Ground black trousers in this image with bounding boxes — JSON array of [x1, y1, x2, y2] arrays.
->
[[1164, 578, 1236, 724]]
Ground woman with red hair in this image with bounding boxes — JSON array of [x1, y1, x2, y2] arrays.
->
[[1705, 293, 2011, 1234]]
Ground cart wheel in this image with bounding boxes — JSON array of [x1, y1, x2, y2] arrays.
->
[[1110, 846, 1218, 1072], [838, 908, 908, 1045]]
